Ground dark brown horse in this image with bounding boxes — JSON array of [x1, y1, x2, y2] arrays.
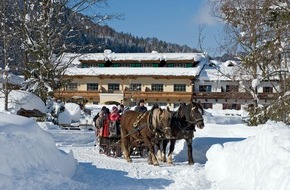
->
[[120, 106, 172, 166], [158, 102, 205, 165]]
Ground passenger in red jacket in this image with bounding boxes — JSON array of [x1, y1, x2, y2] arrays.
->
[[109, 106, 121, 137], [95, 110, 110, 138]]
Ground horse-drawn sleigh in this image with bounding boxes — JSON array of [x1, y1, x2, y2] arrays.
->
[[97, 105, 171, 159], [96, 101, 205, 166]]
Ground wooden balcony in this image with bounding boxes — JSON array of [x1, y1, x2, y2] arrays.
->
[[124, 91, 192, 101], [192, 92, 278, 100], [53, 90, 278, 103], [54, 90, 100, 100]]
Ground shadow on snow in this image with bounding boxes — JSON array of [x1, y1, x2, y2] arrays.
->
[[174, 137, 246, 164], [72, 162, 173, 190]]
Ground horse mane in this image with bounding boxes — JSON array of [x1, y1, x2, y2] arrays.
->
[[151, 105, 162, 128], [150, 103, 160, 112], [191, 101, 204, 115]]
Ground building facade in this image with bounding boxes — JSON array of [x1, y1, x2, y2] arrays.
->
[[55, 51, 206, 109], [193, 60, 279, 110], [54, 50, 279, 110]]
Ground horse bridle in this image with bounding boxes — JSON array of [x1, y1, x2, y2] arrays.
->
[[185, 108, 204, 124], [183, 118, 203, 125]]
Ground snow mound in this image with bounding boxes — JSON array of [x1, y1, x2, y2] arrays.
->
[[0, 90, 46, 114], [0, 113, 77, 189], [205, 121, 290, 190], [58, 109, 72, 125], [65, 103, 81, 122]]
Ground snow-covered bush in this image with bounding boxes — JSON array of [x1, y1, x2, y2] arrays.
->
[[65, 102, 81, 122]]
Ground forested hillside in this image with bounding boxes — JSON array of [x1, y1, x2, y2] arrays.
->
[[0, 2, 198, 69], [65, 20, 198, 53]]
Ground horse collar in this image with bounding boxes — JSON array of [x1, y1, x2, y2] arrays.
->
[[133, 112, 147, 128]]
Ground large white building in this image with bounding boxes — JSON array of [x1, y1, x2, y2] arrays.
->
[[55, 50, 278, 110]]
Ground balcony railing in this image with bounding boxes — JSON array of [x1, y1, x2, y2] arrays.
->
[[124, 91, 192, 100], [54, 90, 278, 102], [192, 92, 278, 100], [54, 90, 100, 100]]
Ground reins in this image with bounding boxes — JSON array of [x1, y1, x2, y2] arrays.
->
[[114, 123, 147, 145], [114, 112, 150, 145], [184, 118, 203, 124]]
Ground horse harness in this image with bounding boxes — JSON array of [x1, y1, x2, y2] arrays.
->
[[184, 118, 203, 125], [132, 111, 165, 138]]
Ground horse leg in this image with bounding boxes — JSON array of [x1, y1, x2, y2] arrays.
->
[[187, 138, 194, 165], [121, 132, 132, 163], [161, 139, 169, 162], [144, 138, 159, 166], [155, 142, 162, 162], [167, 139, 176, 165]]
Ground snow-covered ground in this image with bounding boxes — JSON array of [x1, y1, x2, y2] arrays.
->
[[1, 106, 289, 190]]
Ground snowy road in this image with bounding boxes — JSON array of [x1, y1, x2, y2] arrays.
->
[[34, 108, 290, 190], [44, 110, 261, 190]]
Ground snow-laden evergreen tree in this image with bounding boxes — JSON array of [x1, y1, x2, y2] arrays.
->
[[210, 0, 290, 125]]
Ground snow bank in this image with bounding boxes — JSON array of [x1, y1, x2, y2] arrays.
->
[[0, 113, 77, 189], [0, 90, 46, 113], [205, 121, 290, 189]]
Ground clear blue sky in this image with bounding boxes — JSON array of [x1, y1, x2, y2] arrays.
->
[[96, 0, 224, 56]]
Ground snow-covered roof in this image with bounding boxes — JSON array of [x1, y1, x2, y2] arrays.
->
[[65, 63, 206, 77], [0, 73, 24, 86], [59, 50, 206, 66], [198, 60, 252, 81]]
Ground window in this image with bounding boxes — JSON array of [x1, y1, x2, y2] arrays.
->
[[263, 87, 273, 93], [223, 103, 241, 110], [142, 63, 151, 67], [130, 63, 141, 67], [176, 63, 186, 67], [87, 83, 98, 91], [185, 63, 192, 67], [199, 85, 212, 92], [129, 83, 142, 91], [174, 84, 186, 92], [151, 84, 163, 92], [111, 63, 119, 67], [108, 83, 120, 91], [201, 103, 212, 109], [226, 85, 238, 92], [167, 63, 174, 67], [67, 83, 77, 91], [173, 103, 181, 108], [148, 102, 167, 106], [119, 63, 129, 67]]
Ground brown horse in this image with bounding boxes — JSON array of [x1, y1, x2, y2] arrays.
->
[[120, 106, 172, 166], [158, 102, 205, 165]]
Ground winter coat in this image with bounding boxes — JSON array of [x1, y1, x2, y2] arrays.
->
[[134, 105, 148, 113], [98, 119, 109, 137], [109, 112, 121, 121]]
